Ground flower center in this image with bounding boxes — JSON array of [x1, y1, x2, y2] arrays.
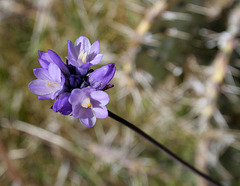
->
[[78, 50, 88, 63], [46, 80, 60, 91], [81, 97, 91, 108]]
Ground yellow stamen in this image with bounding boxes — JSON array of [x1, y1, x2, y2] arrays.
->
[[82, 97, 91, 108], [46, 80, 59, 90], [87, 103, 91, 108]]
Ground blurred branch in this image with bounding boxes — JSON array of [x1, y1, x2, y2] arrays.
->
[[54, 160, 70, 186], [136, 1, 167, 37], [200, 3, 240, 130], [0, 136, 21, 186], [194, 3, 240, 185], [121, 0, 167, 73], [1, 119, 81, 158], [1, 119, 105, 185]]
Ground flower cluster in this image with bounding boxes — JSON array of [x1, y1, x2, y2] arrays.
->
[[29, 36, 116, 127]]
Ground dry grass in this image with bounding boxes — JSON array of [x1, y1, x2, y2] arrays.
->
[[0, 0, 240, 185]]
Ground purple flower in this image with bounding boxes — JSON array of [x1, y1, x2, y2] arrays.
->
[[29, 36, 116, 127], [28, 63, 65, 100], [38, 49, 70, 76], [52, 92, 72, 115], [88, 63, 116, 90], [66, 36, 103, 74], [69, 87, 109, 127]]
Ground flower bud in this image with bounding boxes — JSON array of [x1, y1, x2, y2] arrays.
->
[[52, 92, 72, 115], [69, 75, 83, 89], [88, 63, 116, 90]]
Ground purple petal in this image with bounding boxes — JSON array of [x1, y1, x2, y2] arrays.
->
[[90, 91, 110, 106], [48, 63, 61, 82], [90, 40, 100, 54], [89, 54, 103, 65], [87, 40, 100, 61], [40, 52, 53, 62], [69, 87, 95, 106], [53, 89, 63, 99], [69, 89, 85, 106], [52, 93, 72, 115], [38, 93, 53, 100], [29, 79, 53, 95], [78, 108, 96, 127], [33, 68, 51, 80], [67, 40, 78, 60], [47, 49, 70, 75], [77, 62, 93, 76], [38, 59, 50, 69], [71, 104, 82, 118], [74, 36, 91, 53], [75, 43, 81, 55], [92, 106, 108, 119], [66, 56, 80, 68], [38, 51, 45, 58]]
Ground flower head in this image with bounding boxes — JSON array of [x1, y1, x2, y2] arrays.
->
[[66, 36, 103, 75], [29, 36, 115, 127], [69, 87, 109, 127]]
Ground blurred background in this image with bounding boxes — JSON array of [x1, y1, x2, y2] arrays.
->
[[0, 0, 240, 185]]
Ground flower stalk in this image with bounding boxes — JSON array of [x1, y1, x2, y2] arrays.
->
[[108, 110, 223, 186]]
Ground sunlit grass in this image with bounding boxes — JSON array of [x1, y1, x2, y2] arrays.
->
[[0, 0, 240, 185]]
